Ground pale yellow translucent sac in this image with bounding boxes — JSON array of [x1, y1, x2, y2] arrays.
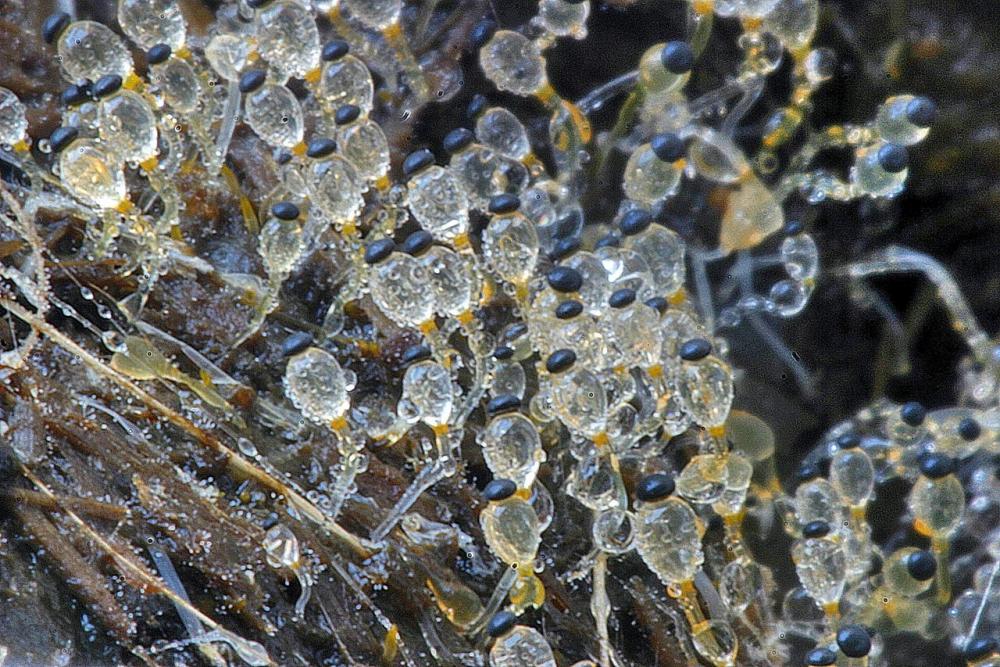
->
[[263, 524, 300, 569], [592, 508, 635, 554], [481, 413, 544, 489], [480, 498, 541, 566], [0, 87, 28, 147], [340, 120, 390, 185], [635, 497, 704, 585], [407, 166, 470, 242], [551, 368, 607, 437], [850, 142, 908, 198], [910, 475, 964, 537], [679, 357, 734, 428], [792, 536, 846, 605], [624, 224, 686, 297], [244, 84, 304, 149], [58, 21, 134, 83], [318, 55, 374, 115], [676, 454, 729, 504], [59, 139, 127, 210], [725, 411, 776, 462], [477, 108, 531, 161], [150, 58, 200, 113], [638, 43, 689, 95], [419, 246, 476, 317], [98, 90, 159, 163], [110, 336, 228, 410], [719, 174, 784, 254], [308, 155, 364, 224], [537, 0, 590, 39], [284, 346, 356, 424], [259, 216, 303, 278], [715, 0, 780, 18], [206, 33, 253, 82], [344, 0, 401, 30], [370, 254, 436, 327], [400, 360, 453, 427], [117, 0, 186, 50], [481, 31, 548, 97], [482, 213, 540, 285], [876, 95, 932, 146], [691, 619, 739, 667], [689, 128, 748, 184], [489, 625, 557, 667], [829, 448, 875, 508], [883, 547, 934, 597], [762, 0, 819, 51], [793, 478, 844, 526], [256, 0, 320, 81], [623, 143, 682, 206]]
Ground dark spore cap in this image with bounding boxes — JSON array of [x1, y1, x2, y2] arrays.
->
[[594, 234, 620, 250], [401, 344, 432, 366], [609, 288, 636, 308], [246, 0, 272, 7], [275, 150, 293, 165], [61, 84, 90, 107], [877, 143, 908, 173], [402, 148, 435, 177], [900, 401, 926, 427], [467, 93, 488, 119], [483, 478, 517, 502], [549, 237, 580, 261], [402, 230, 434, 256], [555, 300, 583, 320], [321, 39, 349, 62], [443, 127, 474, 154], [42, 12, 71, 44], [486, 610, 517, 638], [679, 337, 712, 361], [271, 201, 300, 220], [488, 193, 520, 215], [493, 345, 514, 361], [554, 211, 582, 239], [636, 473, 675, 502], [905, 96, 937, 128], [238, 69, 267, 93], [963, 638, 998, 661], [506, 322, 528, 339], [645, 296, 668, 314], [836, 433, 861, 449], [93, 74, 123, 98], [619, 208, 652, 236], [306, 136, 337, 159], [957, 416, 981, 441], [281, 331, 313, 357], [651, 132, 685, 162], [546, 348, 576, 373], [804, 648, 837, 666], [796, 461, 821, 482], [905, 550, 937, 581], [547, 266, 583, 293], [802, 520, 830, 539], [487, 394, 521, 416], [784, 219, 804, 235], [364, 238, 396, 264], [471, 19, 498, 49], [836, 625, 872, 658], [660, 40, 694, 74], [918, 452, 955, 479], [335, 104, 361, 126], [49, 126, 79, 153], [146, 43, 172, 65]]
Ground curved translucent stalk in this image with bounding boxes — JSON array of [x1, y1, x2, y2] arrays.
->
[[209, 80, 241, 176], [844, 246, 994, 364], [468, 566, 520, 635]]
